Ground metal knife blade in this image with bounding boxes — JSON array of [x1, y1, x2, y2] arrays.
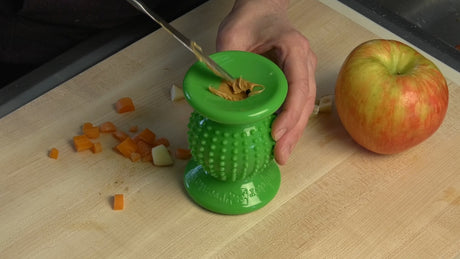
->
[[126, 0, 234, 82]]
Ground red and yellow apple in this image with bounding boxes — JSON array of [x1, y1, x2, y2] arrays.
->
[[335, 39, 449, 154]]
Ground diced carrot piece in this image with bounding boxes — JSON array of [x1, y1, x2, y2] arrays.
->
[[456, 44, 460, 51], [99, 121, 117, 133], [112, 130, 129, 142], [92, 142, 103, 153], [133, 128, 156, 145], [83, 125, 100, 139], [142, 153, 153, 162], [154, 137, 170, 147], [130, 152, 141, 162], [113, 194, 124, 210], [175, 148, 192, 160], [49, 148, 59, 159], [115, 137, 137, 158], [82, 122, 93, 131], [73, 135, 94, 152], [136, 140, 152, 160], [129, 125, 138, 133], [115, 97, 135, 113]]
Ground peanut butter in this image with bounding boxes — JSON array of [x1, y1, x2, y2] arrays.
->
[[209, 77, 264, 101]]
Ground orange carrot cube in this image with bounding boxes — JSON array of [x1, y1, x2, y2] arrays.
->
[[112, 130, 129, 142], [133, 128, 156, 145], [49, 148, 59, 159], [73, 135, 94, 152], [99, 121, 117, 133], [83, 125, 100, 139], [130, 152, 141, 162], [154, 137, 170, 147], [175, 148, 192, 160], [136, 140, 152, 160], [113, 194, 124, 210], [115, 137, 137, 158], [115, 97, 135, 113], [91, 142, 103, 153]]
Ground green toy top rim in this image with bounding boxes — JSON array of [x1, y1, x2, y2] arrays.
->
[[183, 51, 288, 125]]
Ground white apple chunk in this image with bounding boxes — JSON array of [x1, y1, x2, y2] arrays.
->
[[311, 95, 334, 116], [312, 104, 320, 116], [318, 94, 334, 113], [151, 144, 174, 166], [170, 84, 185, 101]]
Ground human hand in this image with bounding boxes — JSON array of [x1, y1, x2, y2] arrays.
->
[[216, 0, 317, 165]]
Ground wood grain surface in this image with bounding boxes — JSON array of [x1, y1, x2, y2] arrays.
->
[[1, 0, 459, 258]]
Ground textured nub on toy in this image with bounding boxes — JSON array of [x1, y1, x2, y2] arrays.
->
[[188, 112, 275, 182]]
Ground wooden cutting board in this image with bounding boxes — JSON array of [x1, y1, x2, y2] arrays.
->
[[1, 0, 459, 257]]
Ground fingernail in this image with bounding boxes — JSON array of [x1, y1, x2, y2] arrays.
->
[[273, 128, 286, 141]]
